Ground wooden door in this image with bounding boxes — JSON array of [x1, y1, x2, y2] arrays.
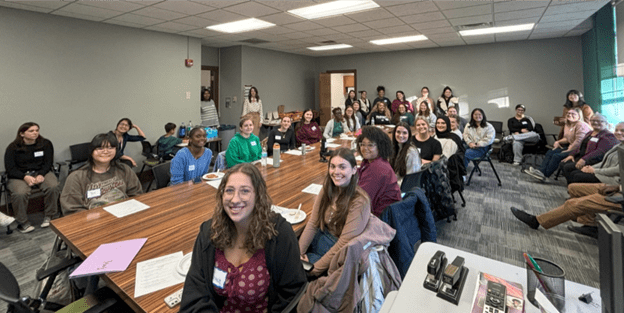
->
[[319, 73, 331, 126]]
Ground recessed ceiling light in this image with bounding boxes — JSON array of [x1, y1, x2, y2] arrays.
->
[[459, 23, 534, 36], [206, 18, 275, 33], [307, 44, 353, 51], [370, 35, 428, 45], [289, 1, 379, 20]]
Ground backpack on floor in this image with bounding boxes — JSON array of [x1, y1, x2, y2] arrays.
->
[[419, 157, 456, 222], [498, 142, 514, 163], [521, 154, 545, 171]]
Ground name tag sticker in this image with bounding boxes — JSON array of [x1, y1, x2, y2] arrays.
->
[[522, 121, 527, 125], [189, 165, 195, 171], [590, 137, 599, 143], [417, 148, 422, 154], [87, 189, 101, 199], [251, 141, 257, 146], [275, 135, 282, 140], [213, 268, 227, 289], [312, 126, 317, 131], [34, 151, 44, 157]]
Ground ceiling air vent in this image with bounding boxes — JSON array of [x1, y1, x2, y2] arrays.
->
[[239, 38, 270, 44], [454, 22, 493, 31]]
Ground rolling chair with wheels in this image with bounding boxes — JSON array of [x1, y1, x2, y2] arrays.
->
[[465, 146, 502, 187]]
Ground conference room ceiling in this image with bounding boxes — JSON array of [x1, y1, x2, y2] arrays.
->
[[0, 0, 609, 56]]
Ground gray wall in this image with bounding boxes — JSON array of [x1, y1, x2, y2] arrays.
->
[[0, 7, 202, 171], [201, 46, 219, 67], [218, 46, 243, 127], [617, 3, 624, 65], [316, 37, 584, 135]]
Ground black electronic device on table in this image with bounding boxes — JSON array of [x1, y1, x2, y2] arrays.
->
[[483, 280, 507, 313], [437, 256, 469, 305], [319, 137, 329, 162], [423, 250, 447, 292]]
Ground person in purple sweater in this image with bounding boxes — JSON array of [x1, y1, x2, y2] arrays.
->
[[356, 126, 402, 216]]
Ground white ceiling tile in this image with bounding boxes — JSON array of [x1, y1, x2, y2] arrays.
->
[[348, 29, 384, 38], [333, 23, 369, 33], [399, 11, 446, 24], [259, 12, 304, 25], [104, 19, 146, 28], [145, 21, 198, 32], [194, 1, 246, 9], [411, 19, 452, 31], [449, 14, 492, 26], [79, 1, 145, 13], [419, 26, 458, 35], [383, 43, 413, 50], [539, 11, 594, 23], [321, 32, 354, 40], [256, 1, 317, 11], [108, 13, 164, 26], [4, 1, 68, 10], [339, 37, 366, 44], [345, 7, 394, 21], [535, 20, 580, 30], [494, 31, 531, 41], [494, 17, 540, 27], [174, 16, 216, 27], [427, 32, 462, 41], [284, 20, 324, 31], [573, 18, 593, 30], [312, 16, 357, 27], [434, 1, 492, 10], [280, 31, 315, 39], [364, 18, 405, 29], [565, 29, 590, 37], [384, 1, 440, 16], [529, 31, 568, 39], [178, 28, 223, 38], [153, 1, 214, 15], [494, 7, 545, 21], [442, 4, 492, 19], [258, 26, 296, 35], [379, 1, 425, 7], [378, 25, 416, 35], [221, 1, 280, 17], [52, 10, 106, 22], [437, 41, 465, 47], [543, 1, 607, 15], [196, 9, 247, 23], [132, 6, 187, 21], [0, 2, 57, 13], [305, 27, 339, 36], [55, 3, 122, 19], [494, 1, 548, 13], [461, 34, 495, 44]]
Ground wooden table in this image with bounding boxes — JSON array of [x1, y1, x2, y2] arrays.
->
[[50, 139, 352, 313]]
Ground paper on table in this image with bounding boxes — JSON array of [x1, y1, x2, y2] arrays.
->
[[302, 183, 322, 195], [534, 288, 560, 313], [325, 143, 340, 148], [69, 238, 147, 279], [134, 252, 185, 298], [104, 199, 150, 218], [253, 158, 283, 165], [326, 138, 336, 143], [285, 150, 303, 156], [206, 179, 222, 189]]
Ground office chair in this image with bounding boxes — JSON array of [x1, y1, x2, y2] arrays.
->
[[65, 142, 91, 172], [139, 141, 161, 174], [149, 162, 171, 191], [465, 146, 502, 187]]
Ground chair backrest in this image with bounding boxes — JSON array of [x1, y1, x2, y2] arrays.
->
[[213, 151, 227, 172], [69, 143, 91, 164], [141, 141, 153, 155], [0, 262, 20, 304], [489, 121, 503, 136], [151, 162, 171, 190], [400, 171, 425, 193]]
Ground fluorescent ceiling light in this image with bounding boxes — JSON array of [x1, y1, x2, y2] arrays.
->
[[206, 18, 275, 33], [289, 1, 379, 20], [459, 23, 534, 36], [307, 44, 353, 51], [370, 35, 428, 45]]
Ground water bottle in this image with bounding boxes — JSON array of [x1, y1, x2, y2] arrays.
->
[[371, 116, 375, 126], [179, 122, 186, 138], [301, 143, 306, 155], [188, 120, 192, 133], [272, 144, 280, 168], [261, 147, 267, 166]]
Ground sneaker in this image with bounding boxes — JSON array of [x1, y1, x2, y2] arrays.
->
[[17, 224, 35, 233], [524, 167, 546, 181], [41, 217, 51, 228], [503, 135, 514, 142], [0, 213, 15, 227], [512, 162, 521, 166]]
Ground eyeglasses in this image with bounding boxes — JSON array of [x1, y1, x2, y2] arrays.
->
[[590, 120, 605, 124], [358, 143, 377, 149], [95, 146, 115, 152], [223, 188, 253, 201]]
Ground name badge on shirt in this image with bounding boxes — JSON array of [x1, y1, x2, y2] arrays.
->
[[251, 141, 257, 146], [522, 121, 528, 125], [312, 126, 317, 131], [86, 189, 101, 199], [417, 148, 422, 154], [590, 137, 599, 143], [34, 151, 44, 157], [189, 164, 195, 171], [275, 135, 282, 140], [213, 267, 227, 289]]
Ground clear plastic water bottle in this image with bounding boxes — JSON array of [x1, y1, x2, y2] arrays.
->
[[261, 147, 268, 166], [301, 143, 306, 155], [179, 122, 186, 138], [371, 116, 375, 126]]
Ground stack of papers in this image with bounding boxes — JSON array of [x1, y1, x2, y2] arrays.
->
[[135, 252, 186, 298], [69, 238, 147, 279], [104, 200, 150, 218], [302, 184, 322, 195]]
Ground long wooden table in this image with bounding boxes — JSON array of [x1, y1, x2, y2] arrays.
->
[[50, 139, 353, 313]]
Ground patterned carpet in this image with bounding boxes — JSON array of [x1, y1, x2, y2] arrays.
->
[[0, 161, 600, 312]]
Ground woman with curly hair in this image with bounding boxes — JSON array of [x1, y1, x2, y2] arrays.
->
[[356, 126, 402, 216], [181, 163, 306, 313], [299, 148, 371, 276]]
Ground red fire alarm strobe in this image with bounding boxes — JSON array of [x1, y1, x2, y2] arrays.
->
[[185, 59, 194, 67]]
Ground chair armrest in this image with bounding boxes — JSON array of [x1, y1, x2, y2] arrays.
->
[[36, 256, 82, 281]]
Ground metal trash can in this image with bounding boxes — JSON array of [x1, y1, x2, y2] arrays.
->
[[218, 124, 236, 151]]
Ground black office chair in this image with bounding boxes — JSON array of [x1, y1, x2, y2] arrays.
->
[[139, 141, 161, 174], [465, 146, 502, 187], [0, 172, 13, 235], [65, 142, 91, 172], [148, 161, 171, 192]]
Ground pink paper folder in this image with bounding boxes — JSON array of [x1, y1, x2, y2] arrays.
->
[[69, 238, 148, 279]]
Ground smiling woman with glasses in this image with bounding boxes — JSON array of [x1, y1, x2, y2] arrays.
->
[[60, 132, 143, 215], [355, 126, 401, 216]]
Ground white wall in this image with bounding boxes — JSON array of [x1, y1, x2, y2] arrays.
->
[[0, 7, 202, 171]]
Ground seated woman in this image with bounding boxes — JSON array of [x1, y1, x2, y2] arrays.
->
[[463, 108, 496, 168], [390, 122, 421, 185], [367, 101, 392, 125], [171, 127, 213, 185], [296, 109, 323, 145], [413, 117, 442, 164], [4, 122, 60, 233], [352, 101, 365, 127], [561, 116, 620, 184], [434, 116, 465, 159], [157, 122, 182, 160], [267, 116, 296, 156], [449, 115, 463, 139], [111, 118, 145, 168], [415, 101, 437, 128], [524, 108, 591, 181], [180, 163, 306, 312], [391, 90, 412, 114], [391, 103, 415, 126], [323, 107, 350, 139], [298, 148, 371, 276], [511, 183, 622, 237], [226, 117, 262, 168], [356, 126, 402, 216], [344, 106, 361, 133], [503, 104, 540, 165], [554, 90, 594, 139], [60, 132, 143, 215]]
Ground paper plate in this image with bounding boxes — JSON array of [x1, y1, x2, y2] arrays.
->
[[202, 172, 224, 181], [177, 252, 193, 276], [271, 206, 306, 224]]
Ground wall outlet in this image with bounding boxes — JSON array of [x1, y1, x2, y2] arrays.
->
[[186, 91, 191, 99], [233, 96, 237, 103]]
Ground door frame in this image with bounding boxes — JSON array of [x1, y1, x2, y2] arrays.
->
[[202, 66, 219, 112], [325, 69, 357, 95]]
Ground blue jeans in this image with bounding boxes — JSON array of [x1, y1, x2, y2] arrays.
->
[[306, 229, 338, 264], [539, 148, 570, 177], [464, 146, 490, 168]]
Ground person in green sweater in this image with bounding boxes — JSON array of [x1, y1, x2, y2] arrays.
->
[[157, 122, 183, 160], [226, 117, 262, 168]]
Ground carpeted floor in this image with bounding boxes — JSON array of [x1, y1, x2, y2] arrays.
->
[[0, 161, 601, 312]]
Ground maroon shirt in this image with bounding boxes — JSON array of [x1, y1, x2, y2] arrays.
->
[[357, 157, 402, 216], [296, 122, 323, 145]]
